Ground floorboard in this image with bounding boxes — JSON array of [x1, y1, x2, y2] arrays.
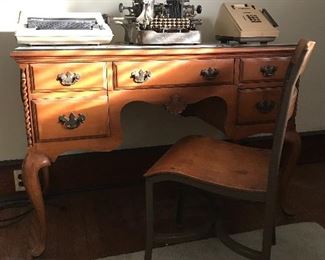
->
[[0, 162, 324, 259]]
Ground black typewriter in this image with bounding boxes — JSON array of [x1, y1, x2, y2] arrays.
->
[[115, 0, 202, 44]]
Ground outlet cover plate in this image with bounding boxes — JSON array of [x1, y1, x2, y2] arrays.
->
[[13, 169, 26, 192]]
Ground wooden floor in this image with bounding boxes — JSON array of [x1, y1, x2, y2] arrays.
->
[[0, 162, 324, 260]]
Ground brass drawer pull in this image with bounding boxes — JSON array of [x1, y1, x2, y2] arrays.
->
[[131, 69, 151, 83], [200, 67, 219, 80], [56, 72, 80, 86], [260, 65, 277, 77], [58, 113, 85, 129], [255, 100, 276, 114]]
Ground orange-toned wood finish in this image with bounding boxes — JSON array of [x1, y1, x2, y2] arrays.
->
[[31, 95, 110, 142], [239, 56, 291, 82], [113, 58, 234, 89], [145, 136, 271, 192], [30, 62, 108, 91], [237, 87, 282, 124], [11, 44, 300, 257]]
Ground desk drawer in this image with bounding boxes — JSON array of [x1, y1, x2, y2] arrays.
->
[[237, 88, 282, 125], [31, 95, 110, 142], [240, 57, 291, 82], [30, 62, 107, 91], [113, 59, 234, 89]]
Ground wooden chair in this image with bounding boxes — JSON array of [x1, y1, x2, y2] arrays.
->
[[144, 39, 316, 260]]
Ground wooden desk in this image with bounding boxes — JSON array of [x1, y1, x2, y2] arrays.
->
[[11, 44, 300, 257]]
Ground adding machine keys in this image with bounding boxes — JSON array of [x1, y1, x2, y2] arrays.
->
[[114, 0, 202, 44]]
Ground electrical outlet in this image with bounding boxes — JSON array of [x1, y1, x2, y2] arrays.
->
[[13, 169, 26, 192]]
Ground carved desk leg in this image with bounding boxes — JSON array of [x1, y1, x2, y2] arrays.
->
[[22, 149, 51, 257], [40, 167, 50, 196], [280, 131, 301, 216]]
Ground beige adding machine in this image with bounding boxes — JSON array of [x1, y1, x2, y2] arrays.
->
[[215, 3, 279, 43]]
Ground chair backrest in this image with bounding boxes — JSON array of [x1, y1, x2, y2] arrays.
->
[[268, 39, 316, 190]]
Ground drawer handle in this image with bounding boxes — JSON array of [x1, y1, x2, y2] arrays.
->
[[200, 67, 219, 80], [58, 113, 86, 129], [255, 100, 276, 114], [56, 72, 80, 86], [130, 69, 151, 83], [260, 65, 277, 77]]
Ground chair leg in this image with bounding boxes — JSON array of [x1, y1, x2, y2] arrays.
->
[[261, 223, 273, 260], [176, 185, 184, 228], [145, 179, 154, 260], [262, 198, 278, 260], [272, 224, 276, 246]]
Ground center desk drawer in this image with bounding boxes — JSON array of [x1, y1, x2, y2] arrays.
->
[[30, 62, 107, 91], [113, 59, 234, 89], [31, 95, 110, 142], [240, 57, 291, 82]]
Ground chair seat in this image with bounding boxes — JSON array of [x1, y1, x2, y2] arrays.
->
[[145, 136, 271, 193]]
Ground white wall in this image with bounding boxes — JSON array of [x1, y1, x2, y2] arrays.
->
[[0, 0, 324, 160]]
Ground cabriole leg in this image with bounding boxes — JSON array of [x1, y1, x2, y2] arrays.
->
[[22, 149, 51, 257]]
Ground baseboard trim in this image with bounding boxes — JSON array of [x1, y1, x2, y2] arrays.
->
[[0, 130, 324, 199]]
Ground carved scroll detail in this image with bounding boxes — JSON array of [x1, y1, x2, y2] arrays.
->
[[21, 69, 33, 146], [165, 94, 187, 115]]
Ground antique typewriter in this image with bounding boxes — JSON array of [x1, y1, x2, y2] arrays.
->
[[115, 0, 202, 44], [15, 12, 113, 45]]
